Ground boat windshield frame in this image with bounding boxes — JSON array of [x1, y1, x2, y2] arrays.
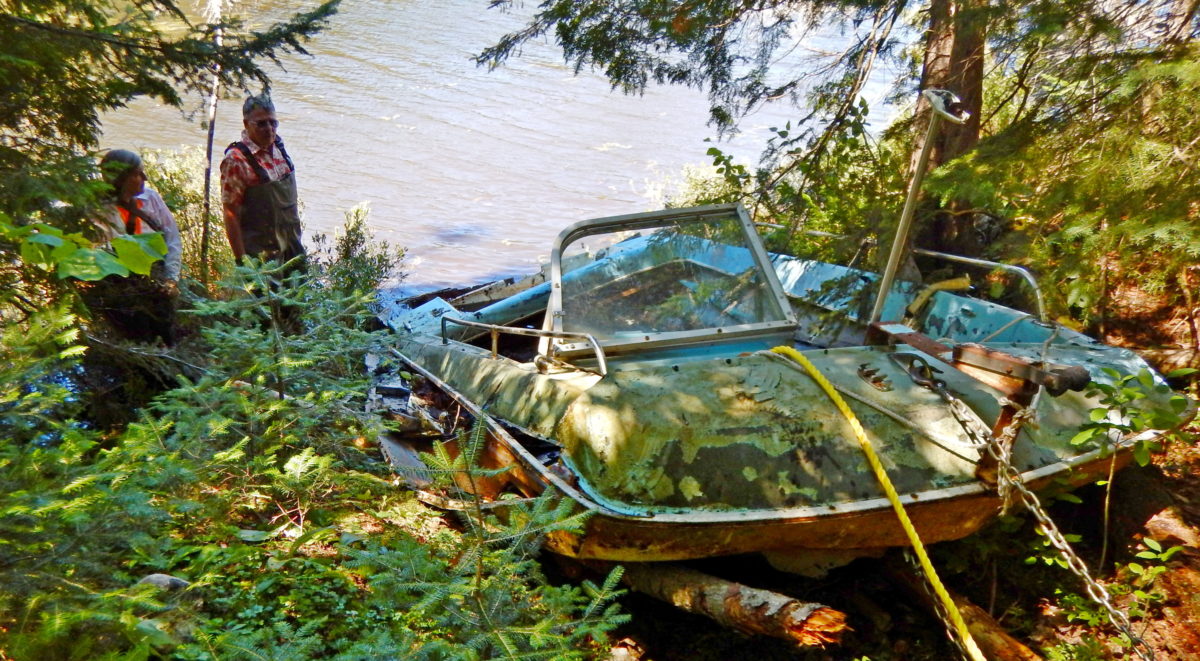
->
[[542, 204, 798, 360]]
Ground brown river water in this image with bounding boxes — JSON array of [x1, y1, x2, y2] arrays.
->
[[101, 0, 894, 293]]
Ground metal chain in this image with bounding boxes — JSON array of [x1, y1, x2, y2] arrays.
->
[[903, 548, 974, 661], [990, 399, 1035, 513], [893, 337, 1152, 657], [939, 383, 1157, 661], [947, 396, 994, 447]]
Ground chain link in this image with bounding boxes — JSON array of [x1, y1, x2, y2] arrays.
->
[[984, 416, 1154, 660]]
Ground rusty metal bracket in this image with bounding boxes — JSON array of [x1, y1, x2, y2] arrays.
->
[[952, 343, 1090, 397], [866, 321, 952, 358]]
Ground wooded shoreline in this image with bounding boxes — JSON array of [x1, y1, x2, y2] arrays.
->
[[3, 0, 1199, 658]]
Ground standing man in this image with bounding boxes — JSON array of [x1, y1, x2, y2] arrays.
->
[[220, 94, 305, 266]]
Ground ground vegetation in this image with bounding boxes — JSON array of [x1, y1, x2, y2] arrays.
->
[[0, 1, 628, 657], [0, 190, 626, 659], [2, 0, 1199, 659]]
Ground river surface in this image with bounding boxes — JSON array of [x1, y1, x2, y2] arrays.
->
[[101, 0, 896, 293]]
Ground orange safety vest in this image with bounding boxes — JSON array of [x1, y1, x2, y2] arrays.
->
[[117, 199, 145, 235]]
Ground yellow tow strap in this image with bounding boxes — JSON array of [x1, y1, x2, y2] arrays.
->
[[770, 345, 985, 661]]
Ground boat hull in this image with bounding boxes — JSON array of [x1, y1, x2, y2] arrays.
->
[[546, 450, 1127, 562], [392, 346, 1139, 567], [383, 204, 1190, 571]]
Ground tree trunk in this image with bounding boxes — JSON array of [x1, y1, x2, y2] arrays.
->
[[201, 1, 224, 289], [619, 562, 848, 647], [911, 0, 988, 257]]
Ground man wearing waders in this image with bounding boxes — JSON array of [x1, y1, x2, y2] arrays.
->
[[220, 94, 306, 331]]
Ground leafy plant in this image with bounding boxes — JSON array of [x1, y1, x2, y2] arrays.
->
[[2, 185, 630, 659], [311, 202, 407, 296], [1069, 368, 1195, 466], [1053, 536, 1182, 633], [140, 146, 231, 289]]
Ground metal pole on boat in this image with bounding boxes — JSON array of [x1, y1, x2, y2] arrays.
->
[[867, 89, 970, 325]]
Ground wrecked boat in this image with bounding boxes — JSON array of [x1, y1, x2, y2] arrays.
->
[[380, 202, 1189, 573]]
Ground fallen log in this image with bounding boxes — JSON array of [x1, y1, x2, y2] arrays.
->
[[618, 562, 847, 647], [883, 556, 1043, 661]]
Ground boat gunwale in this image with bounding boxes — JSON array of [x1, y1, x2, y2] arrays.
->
[[391, 346, 1152, 526]]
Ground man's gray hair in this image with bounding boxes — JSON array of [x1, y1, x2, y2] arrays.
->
[[242, 94, 275, 118]]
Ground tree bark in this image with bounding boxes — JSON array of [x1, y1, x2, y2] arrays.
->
[[910, 0, 988, 257], [619, 562, 847, 647]]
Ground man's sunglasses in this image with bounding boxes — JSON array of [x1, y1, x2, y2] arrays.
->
[[253, 118, 279, 129]]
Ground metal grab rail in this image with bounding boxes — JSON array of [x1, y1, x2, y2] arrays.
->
[[752, 225, 1048, 323], [911, 248, 1047, 322], [440, 315, 609, 376]]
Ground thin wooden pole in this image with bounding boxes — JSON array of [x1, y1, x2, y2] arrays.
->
[[200, 2, 224, 289], [868, 112, 942, 325]]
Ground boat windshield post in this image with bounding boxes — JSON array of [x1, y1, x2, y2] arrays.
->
[[868, 89, 970, 327]]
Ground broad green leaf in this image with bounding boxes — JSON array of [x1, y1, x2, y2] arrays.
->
[[236, 529, 272, 542], [1136, 370, 1155, 390], [56, 248, 128, 280], [1133, 442, 1151, 467], [50, 240, 78, 263], [1070, 428, 1098, 445], [288, 525, 336, 556], [111, 233, 166, 275], [135, 618, 176, 647], [24, 232, 65, 247], [20, 239, 57, 269]]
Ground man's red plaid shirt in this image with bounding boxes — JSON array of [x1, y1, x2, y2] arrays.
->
[[220, 131, 294, 219]]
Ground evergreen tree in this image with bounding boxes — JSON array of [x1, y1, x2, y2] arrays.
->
[[483, 0, 1199, 268], [478, 0, 941, 237], [1, 0, 338, 165]]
